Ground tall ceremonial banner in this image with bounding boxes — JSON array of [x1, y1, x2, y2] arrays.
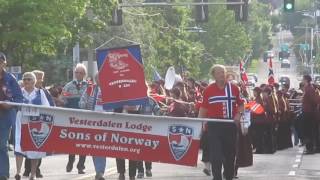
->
[[20, 106, 202, 166], [96, 45, 148, 109]]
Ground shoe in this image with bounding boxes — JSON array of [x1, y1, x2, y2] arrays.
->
[[66, 163, 73, 172], [23, 171, 30, 177], [129, 177, 135, 180], [146, 170, 152, 177], [0, 176, 7, 180], [118, 173, 125, 180], [29, 177, 36, 180], [95, 174, 105, 180], [137, 172, 144, 179], [14, 175, 21, 180], [36, 172, 43, 178], [203, 169, 211, 176], [78, 169, 85, 174]]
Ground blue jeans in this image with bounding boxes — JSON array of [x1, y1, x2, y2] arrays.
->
[[0, 109, 16, 178], [92, 156, 106, 174]]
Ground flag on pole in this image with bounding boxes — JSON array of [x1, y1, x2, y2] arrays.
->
[[268, 57, 275, 85], [152, 66, 163, 82], [240, 61, 248, 84]]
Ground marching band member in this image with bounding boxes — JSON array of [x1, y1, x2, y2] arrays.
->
[[0, 52, 23, 180], [62, 64, 88, 174], [275, 83, 292, 150], [249, 87, 267, 153], [302, 75, 318, 154], [261, 86, 277, 153], [14, 72, 50, 180], [198, 65, 244, 180]]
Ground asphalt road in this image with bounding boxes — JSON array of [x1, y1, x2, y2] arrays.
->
[[7, 146, 320, 180], [256, 30, 300, 89]]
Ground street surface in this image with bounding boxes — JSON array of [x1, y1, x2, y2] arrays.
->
[[257, 30, 300, 89], [7, 146, 320, 180]]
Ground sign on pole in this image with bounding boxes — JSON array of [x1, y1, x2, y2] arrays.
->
[[96, 45, 148, 109]]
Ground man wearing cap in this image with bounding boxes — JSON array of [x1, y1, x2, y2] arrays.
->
[[0, 52, 23, 180], [198, 64, 244, 180]]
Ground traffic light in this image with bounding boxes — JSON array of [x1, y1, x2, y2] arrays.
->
[[226, 0, 237, 10], [226, 0, 249, 22], [195, 0, 209, 23], [111, 0, 123, 26], [111, 8, 123, 26], [284, 0, 294, 12], [235, 0, 248, 22], [279, 51, 283, 61]]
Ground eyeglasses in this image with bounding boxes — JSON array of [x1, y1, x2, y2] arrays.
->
[[23, 78, 33, 81], [75, 71, 84, 74]]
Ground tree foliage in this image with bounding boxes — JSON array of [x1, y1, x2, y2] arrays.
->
[[0, 0, 275, 83]]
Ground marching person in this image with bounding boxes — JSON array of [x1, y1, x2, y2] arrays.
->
[[14, 72, 50, 180], [302, 75, 318, 154], [116, 106, 139, 180], [22, 70, 54, 178], [63, 63, 88, 174], [136, 84, 161, 179], [0, 52, 23, 180], [198, 64, 244, 180], [79, 74, 106, 180]]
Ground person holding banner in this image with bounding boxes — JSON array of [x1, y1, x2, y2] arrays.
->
[[62, 63, 88, 174], [198, 65, 244, 180], [14, 72, 50, 180], [0, 52, 23, 180], [136, 87, 161, 179], [79, 74, 106, 180], [22, 70, 54, 178]]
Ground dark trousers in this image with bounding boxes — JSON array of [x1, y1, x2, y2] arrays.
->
[[208, 122, 237, 180], [68, 155, 86, 170], [116, 158, 137, 178], [303, 112, 317, 152], [137, 161, 152, 173], [24, 158, 41, 175], [200, 131, 210, 162]]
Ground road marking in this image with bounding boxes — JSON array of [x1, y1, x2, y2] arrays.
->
[[296, 155, 302, 159], [73, 167, 117, 180], [295, 159, 301, 163], [292, 164, 298, 168], [288, 171, 296, 176]]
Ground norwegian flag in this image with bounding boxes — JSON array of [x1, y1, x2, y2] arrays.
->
[[268, 57, 275, 85], [240, 61, 248, 84]]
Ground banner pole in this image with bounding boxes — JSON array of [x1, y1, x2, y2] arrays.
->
[[1, 101, 234, 123]]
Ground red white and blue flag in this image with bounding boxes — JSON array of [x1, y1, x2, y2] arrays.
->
[[240, 61, 248, 84], [268, 57, 275, 85]]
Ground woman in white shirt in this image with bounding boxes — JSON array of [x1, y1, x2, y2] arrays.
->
[[14, 72, 50, 180]]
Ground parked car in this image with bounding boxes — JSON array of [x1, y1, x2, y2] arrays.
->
[[281, 59, 291, 68], [247, 75, 256, 87], [279, 75, 290, 88], [314, 74, 320, 85], [248, 73, 258, 82], [263, 50, 274, 62]]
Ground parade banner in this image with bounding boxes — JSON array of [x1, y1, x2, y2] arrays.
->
[[96, 45, 148, 109], [19, 105, 202, 166]]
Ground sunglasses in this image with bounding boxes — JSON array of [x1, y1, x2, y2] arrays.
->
[[23, 78, 33, 81]]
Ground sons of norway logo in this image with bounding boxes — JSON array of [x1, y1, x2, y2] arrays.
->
[[168, 125, 193, 161], [28, 114, 54, 149]]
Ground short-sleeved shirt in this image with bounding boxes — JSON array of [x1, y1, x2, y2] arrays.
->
[[201, 82, 243, 119]]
